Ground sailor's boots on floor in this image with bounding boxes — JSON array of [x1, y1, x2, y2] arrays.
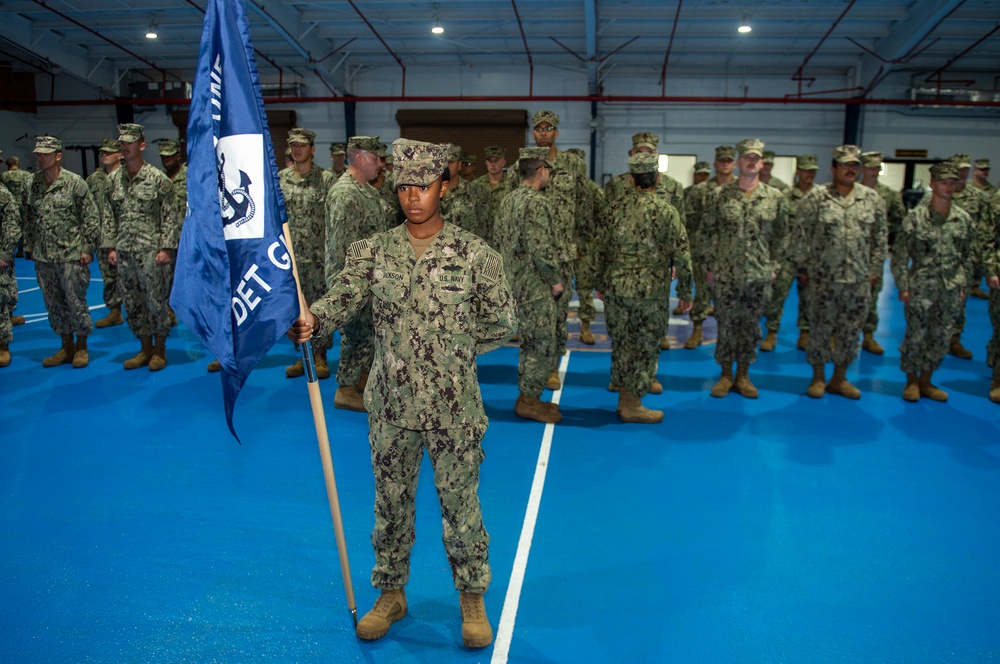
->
[[355, 588, 407, 641], [207, 360, 221, 373], [948, 334, 973, 359], [617, 391, 664, 424], [760, 329, 778, 352], [334, 385, 367, 411], [579, 321, 595, 345], [11, 314, 25, 326], [649, 379, 663, 394], [314, 349, 331, 379], [796, 330, 810, 351], [807, 364, 826, 398], [710, 364, 734, 398], [826, 364, 860, 399], [861, 331, 884, 354], [0, 343, 10, 368], [72, 335, 89, 368], [903, 373, 920, 402], [42, 334, 76, 367], [545, 369, 561, 390], [990, 365, 1000, 404], [459, 591, 493, 649], [94, 306, 123, 328], [919, 370, 948, 401], [514, 394, 562, 424], [148, 336, 167, 371], [285, 359, 305, 378], [733, 362, 759, 398], [124, 336, 154, 370], [684, 321, 703, 349]]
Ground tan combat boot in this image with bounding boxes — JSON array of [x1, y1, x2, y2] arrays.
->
[[0, 343, 10, 368], [660, 336, 671, 350], [948, 334, 972, 359], [11, 314, 25, 326], [760, 330, 778, 352], [123, 336, 154, 370], [826, 364, 860, 399], [919, 370, 948, 401], [579, 321, 595, 345], [356, 588, 407, 641], [94, 306, 123, 328], [683, 321, 703, 349], [514, 393, 562, 424], [207, 359, 221, 373], [285, 359, 304, 378], [902, 373, 920, 402], [545, 369, 561, 390], [459, 591, 493, 649], [72, 335, 89, 368], [148, 336, 167, 371], [807, 364, 826, 398], [649, 379, 663, 394], [861, 332, 884, 355], [710, 364, 734, 398], [990, 365, 1000, 404], [42, 334, 76, 367], [617, 391, 664, 424], [314, 349, 330, 379], [672, 302, 685, 316], [334, 385, 367, 411], [796, 330, 810, 351], [733, 362, 759, 398]]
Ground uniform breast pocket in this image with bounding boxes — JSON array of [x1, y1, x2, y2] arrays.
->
[[721, 200, 744, 223], [135, 185, 157, 202]]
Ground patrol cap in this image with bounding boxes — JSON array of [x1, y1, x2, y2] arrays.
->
[[628, 152, 659, 175], [694, 161, 711, 173], [860, 151, 885, 168], [287, 128, 316, 145], [391, 139, 447, 187], [118, 123, 144, 143], [518, 146, 553, 169], [832, 144, 862, 164], [930, 161, 960, 180], [374, 140, 389, 159], [714, 145, 736, 161], [532, 110, 560, 128], [33, 135, 62, 154], [348, 136, 382, 153], [384, 154, 393, 166], [762, 150, 776, 164], [736, 138, 765, 158], [99, 138, 122, 153], [460, 151, 476, 165], [974, 158, 990, 169], [329, 142, 346, 154], [631, 132, 659, 151], [796, 154, 819, 170], [158, 139, 181, 157], [484, 146, 506, 159], [949, 153, 971, 169], [445, 144, 463, 162]]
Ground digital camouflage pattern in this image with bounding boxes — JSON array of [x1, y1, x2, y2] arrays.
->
[[494, 185, 561, 397], [35, 261, 93, 336], [574, 177, 604, 325], [442, 175, 489, 241], [863, 182, 906, 334], [892, 201, 973, 374], [85, 168, 121, 310], [25, 169, 100, 262], [0, 183, 22, 345], [682, 177, 729, 323], [0, 168, 32, 220], [988, 190, 1000, 369]]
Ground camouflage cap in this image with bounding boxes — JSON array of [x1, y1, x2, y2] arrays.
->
[[118, 123, 144, 143], [445, 144, 463, 162], [796, 154, 819, 170], [348, 136, 382, 153], [974, 158, 990, 169], [832, 144, 862, 164], [762, 150, 776, 163], [930, 161, 960, 180], [99, 138, 122, 153], [949, 153, 971, 169], [565, 148, 585, 159], [384, 154, 393, 166], [374, 140, 389, 159], [287, 128, 316, 145], [33, 135, 62, 154], [329, 142, 346, 154], [628, 152, 659, 175], [392, 139, 447, 187], [631, 132, 659, 151], [532, 110, 560, 128], [860, 151, 885, 168], [694, 161, 712, 173], [736, 138, 765, 158], [484, 145, 506, 159], [158, 139, 181, 156], [460, 151, 476, 164], [714, 145, 736, 161], [518, 146, 553, 169]]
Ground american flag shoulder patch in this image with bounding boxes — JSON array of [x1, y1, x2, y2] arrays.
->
[[347, 238, 373, 260], [482, 251, 502, 284]]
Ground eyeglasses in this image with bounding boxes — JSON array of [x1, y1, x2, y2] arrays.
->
[[533, 126, 556, 133]]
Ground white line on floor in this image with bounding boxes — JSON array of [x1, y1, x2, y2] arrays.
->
[[491, 350, 570, 664]]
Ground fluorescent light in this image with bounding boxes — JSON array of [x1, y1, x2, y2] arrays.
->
[[146, 21, 158, 39], [738, 16, 751, 33], [431, 23, 444, 34]]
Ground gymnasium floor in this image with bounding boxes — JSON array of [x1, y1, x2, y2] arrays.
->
[[2, 260, 998, 663]]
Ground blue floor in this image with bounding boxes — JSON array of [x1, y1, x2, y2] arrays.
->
[[2, 261, 999, 663]]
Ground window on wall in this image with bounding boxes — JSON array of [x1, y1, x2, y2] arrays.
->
[[395, 109, 528, 180]]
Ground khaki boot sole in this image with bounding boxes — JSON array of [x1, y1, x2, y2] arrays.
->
[[734, 379, 758, 399], [72, 349, 89, 368], [619, 407, 664, 424], [123, 355, 151, 369], [148, 355, 167, 372], [334, 387, 367, 412], [903, 385, 920, 402], [356, 591, 408, 641], [807, 380, 825, 398], [827, 380, 860, 399], [710, 377, 733, 398], [42, 351, 73, 368]]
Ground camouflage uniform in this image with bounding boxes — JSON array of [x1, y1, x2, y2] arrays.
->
[[328, 142, 347, 181], [25, 155, 100, 338], [472, 146, 513, 249], [575, 175, 605, 328], [0, 183, 22, 349], [280, 159, 334, 352], [702, 179, 786, 367], [309, 219, 516, 592], [494, 169, 561, 398], [792, 178, 888, 367], [442, 173, 488, 241], [0, 167, 33, 219], [892, 198, 973, 375], [86, 156, 123, 312], [863, 180, 906, 335], [105, 161, 180, 340], [325, 137, 386, 388], [375, 170, 402, 231], [765, 175, 790, 192], [599, 159, 692, 397], [987, 190, 1000, 374]]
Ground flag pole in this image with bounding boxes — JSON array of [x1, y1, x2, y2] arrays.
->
[[281, 221, 358, 628]]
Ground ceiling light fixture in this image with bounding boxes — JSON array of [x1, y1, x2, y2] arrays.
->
[[431, 21, 444, 35], [146, 21, 158, 39], [738, 16, 752, 34]]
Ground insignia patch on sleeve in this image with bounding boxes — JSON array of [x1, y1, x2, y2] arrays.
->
[[482, 251, 502, 284], [347, 238, 373, 260]]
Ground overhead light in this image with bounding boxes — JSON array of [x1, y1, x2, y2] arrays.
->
[[738, 16, 752, 33], [431, 22, 444, 35], [146, 21, 158, 39]]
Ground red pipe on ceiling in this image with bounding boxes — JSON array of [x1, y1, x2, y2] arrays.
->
[[345, 0, 406, 96], [790, 0, 857, 97], [659, 0, 684, 96], [511, 0, 534, 96], [924, 25, 1000, 95]]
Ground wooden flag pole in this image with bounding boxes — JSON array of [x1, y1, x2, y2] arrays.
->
[[281, 222, 358, 628]]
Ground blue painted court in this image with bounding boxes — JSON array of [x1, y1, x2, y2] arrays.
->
[[2, 260, 999, 663]]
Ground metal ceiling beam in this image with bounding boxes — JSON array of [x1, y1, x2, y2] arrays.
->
[[584, 0, 597, 95]]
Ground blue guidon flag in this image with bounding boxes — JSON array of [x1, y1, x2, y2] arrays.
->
[[170, 0, 299, 441]]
